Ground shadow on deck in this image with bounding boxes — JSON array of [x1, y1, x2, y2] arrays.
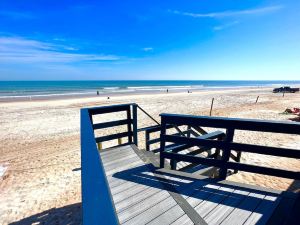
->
[[81, 103, 300, 225], [112, 157, 297, 225]]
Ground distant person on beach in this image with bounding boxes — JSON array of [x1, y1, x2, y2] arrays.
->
[[167, 89, 168, 93], [97, 91, 99, 95]]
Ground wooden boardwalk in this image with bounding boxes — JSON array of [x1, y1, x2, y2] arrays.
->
[[100, 144, 297, 225]]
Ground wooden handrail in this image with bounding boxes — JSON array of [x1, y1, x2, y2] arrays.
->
[[159, 113, 300, 180], [81, 109, 119, 225]]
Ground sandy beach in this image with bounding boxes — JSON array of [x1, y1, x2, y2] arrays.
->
[[1, 87, 300, 224]]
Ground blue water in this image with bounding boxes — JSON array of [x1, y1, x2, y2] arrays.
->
[[0, 80, 299, 99]]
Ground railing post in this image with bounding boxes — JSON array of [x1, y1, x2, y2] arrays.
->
[[132, 104, 138, 146], [118, 138, 122, 145], [219, 128, 235, 179], [160, 119, 167, 168], [145, 131, 150, 151], [170, 159, 177, 170], [234, 151, 242, 173], [214, 135, 223, 159], [187, 125, 191, 138], [126, 108, 133, 144]]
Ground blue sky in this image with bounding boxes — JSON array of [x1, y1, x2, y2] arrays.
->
[[0, 0, 299, 80]]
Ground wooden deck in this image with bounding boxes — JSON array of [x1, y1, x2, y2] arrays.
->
[[100, 144, 298, 225]]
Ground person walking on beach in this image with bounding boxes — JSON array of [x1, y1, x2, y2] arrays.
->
[[167, 89, 168, 93], [97, 91, 99, 95]]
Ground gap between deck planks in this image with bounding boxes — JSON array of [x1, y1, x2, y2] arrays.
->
[[99, 144, 294, 225]]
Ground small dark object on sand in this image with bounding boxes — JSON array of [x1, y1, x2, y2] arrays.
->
[[284, 108, 300, 114], [107, 96, 110, 99], [273, 86, 299, 93]]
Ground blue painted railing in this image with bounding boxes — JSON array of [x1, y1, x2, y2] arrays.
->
[[81, 108, 119, 225], [81, 103, 158, 225], [89, 103, 138, 147], [160, 113, 300, 180], [81, 104, 300, 224]]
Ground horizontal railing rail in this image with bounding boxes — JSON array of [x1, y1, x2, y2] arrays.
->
[[93, 119, 132, 130], [88, 103, 132, 115], [160, 113, 300, 180], [144, 123, 226, 159], [161, 113, 300, 134], [144, 124, 191, 152], [88, 103, 137, 149]]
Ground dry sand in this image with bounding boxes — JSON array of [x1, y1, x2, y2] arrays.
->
[[0, 87, 300, 224]]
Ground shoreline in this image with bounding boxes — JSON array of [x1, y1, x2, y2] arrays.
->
[[3, 79, 300, 103], [0, 85, 272, 103]]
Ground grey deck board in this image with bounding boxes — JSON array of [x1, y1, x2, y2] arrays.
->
[[110, 177, 141, 195], [186, 184, 221, 208], [171, 214, 194, 225], [204, 189, 250, 225], [147, 204, 185, 225], [123, 196, 178, 225], [101, 147, 133, 160], [99, 144, 296, 225], [220, 192, 265, 225], [116, 187, 162, 213], [195, 186, 235, 218], [113, 183, 152, 204], [117, 191, 171, 224], [103, 154, 139, 167], [101, 146, 133, 158], [147, 179, 209, 225], [243, 195, 281, 225], [105, 160, 143, 176], [104, 156, 142, 172]]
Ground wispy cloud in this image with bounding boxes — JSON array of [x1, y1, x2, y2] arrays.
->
[[0, 11, 35, 19], [0, 36, 120, 63], [142, 47, 153, 52], [213, 21, 240, 31], [170, 5, 283, 19]]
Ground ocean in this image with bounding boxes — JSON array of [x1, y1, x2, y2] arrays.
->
[[0, 80, 299, 100]]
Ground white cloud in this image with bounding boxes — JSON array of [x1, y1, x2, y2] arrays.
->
[[213, 21, 240, 31], [0, 36, 120, 63], [142, 47, 153, 52], [170, 5, 283, 19]]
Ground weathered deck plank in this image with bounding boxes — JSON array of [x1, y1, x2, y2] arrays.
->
[[99, 144, 297, 225], [195, 186, 235, 219], [116, 187, 161, 213], [220, 192, 265, 225], [123, 196, 178, 225], [118, 191, 170, 223], [147, 204, 185, 225], [244, 195, 281, 225], [204, 189, 250, 225], [171, 214, 194, 225]]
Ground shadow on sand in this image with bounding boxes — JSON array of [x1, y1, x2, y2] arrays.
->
[[9, 203, 81, 225]]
